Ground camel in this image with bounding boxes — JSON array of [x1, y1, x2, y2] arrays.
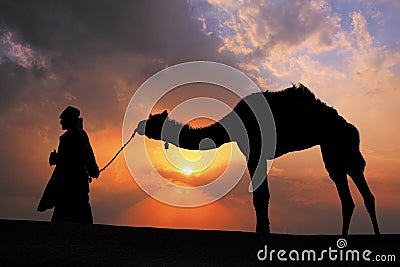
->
[[136, 84, 380, 236]]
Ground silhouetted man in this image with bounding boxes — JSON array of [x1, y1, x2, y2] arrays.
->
[[37, 106, 99, 223]]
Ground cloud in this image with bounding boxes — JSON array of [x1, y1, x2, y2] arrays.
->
[[199, 0, 343, 57], [193, 1, 400, 97], [350, 11, 373, 49], [0, 30, 47, 68]]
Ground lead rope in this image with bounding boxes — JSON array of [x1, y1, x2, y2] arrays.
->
[[88, 128, 137, 182], [89, 128, 169, 182], [99, 128, 138, 173]]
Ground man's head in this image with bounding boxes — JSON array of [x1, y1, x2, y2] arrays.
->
[[59, 106, 80, 130]]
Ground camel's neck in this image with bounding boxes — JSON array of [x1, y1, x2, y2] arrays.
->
[[155, 119, 232, 150]]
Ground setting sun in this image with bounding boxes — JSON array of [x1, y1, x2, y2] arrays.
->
[[143, 113, 236, 187], [181, 167, 193, 175]]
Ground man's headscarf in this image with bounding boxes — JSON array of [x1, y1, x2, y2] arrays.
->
[[60, 106, 80, 120]]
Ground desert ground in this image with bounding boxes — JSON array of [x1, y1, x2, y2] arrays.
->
[[0, 219, 398, 266]]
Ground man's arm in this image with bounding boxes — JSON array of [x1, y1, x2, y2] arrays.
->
[[77, 130, 100, 178], [49, 149, 58, 166]]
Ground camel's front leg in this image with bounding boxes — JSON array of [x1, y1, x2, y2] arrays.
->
[[331, 172, 355, 236], [248, 157, 270, 234], [253, 178, 270, 234], [322, 146, 355, 236]]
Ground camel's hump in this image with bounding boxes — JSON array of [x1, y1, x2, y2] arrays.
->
[[234, 84, 342, 128], [238, 84, 333, 111]]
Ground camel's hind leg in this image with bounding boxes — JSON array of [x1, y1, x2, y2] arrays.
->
[[348, 169, 380, 235]]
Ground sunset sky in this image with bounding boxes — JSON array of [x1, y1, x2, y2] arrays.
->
[[0, 0, 399, 234]]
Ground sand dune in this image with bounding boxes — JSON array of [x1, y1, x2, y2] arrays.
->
[[0, 219, 398, 266]]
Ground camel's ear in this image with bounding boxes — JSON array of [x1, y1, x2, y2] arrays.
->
[[149, 110, 169, 119], [160, 110, 168, 117]]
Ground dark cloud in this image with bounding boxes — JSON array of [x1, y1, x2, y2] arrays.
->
[[257, 1, 334, 46], [0, 59, 39, 112], [0, 0, 228, 127], [0, 0, 223, 62]]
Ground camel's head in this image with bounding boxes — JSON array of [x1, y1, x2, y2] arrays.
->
[[136, 110, 169, 140]]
